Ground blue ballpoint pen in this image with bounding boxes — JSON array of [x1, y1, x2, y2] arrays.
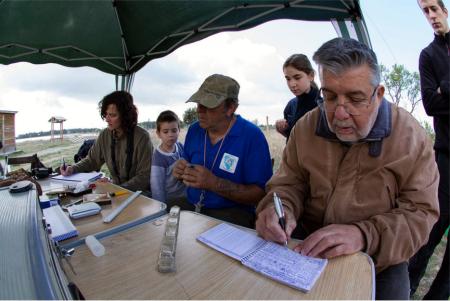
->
[[273, 192, 288, 246]]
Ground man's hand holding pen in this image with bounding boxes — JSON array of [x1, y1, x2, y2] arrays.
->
[[255, 193, 297, 246]]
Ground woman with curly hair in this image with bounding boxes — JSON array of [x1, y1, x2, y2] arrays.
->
[[61, 91, 153, 192]]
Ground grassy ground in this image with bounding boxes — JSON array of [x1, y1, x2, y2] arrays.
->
[[11, 129, 447, 296]]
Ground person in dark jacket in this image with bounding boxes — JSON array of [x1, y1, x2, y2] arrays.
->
[[408, 0, 449, 299], [275, 54, 320, 141]]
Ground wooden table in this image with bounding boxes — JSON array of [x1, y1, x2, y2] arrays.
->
[[39, 180, 166, 247], [64, 211, 374, 299]]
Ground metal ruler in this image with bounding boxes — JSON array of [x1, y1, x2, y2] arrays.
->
[[103, 190, 141, 223], [157, 206, 180, 273]]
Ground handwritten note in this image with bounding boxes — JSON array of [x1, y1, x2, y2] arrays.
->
[[242, 242, 327, 292], [197, 223, 327, 292]]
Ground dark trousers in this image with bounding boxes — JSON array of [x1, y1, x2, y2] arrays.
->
[[166, 197, 256, 229], [409, 150, 449, 300], [376, 262, 410, 300]]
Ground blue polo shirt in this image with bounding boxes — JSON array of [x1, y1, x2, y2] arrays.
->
[[183, 115, 273, 209]]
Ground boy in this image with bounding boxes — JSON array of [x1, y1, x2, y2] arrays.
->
[[150, 110, 186, 203]]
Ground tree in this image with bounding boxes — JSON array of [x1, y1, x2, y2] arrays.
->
[[183, 107, 198, 125], [380, 64, 421, 115]]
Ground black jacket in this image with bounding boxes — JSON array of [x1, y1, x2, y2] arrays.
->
[[283, 86, 320, 141], [419, 32, 450, 153]]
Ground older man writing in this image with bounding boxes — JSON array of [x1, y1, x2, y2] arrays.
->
[[255, 38, 439, 299]]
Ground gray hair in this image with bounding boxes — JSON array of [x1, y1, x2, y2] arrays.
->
[[312, 38, 381, 87]]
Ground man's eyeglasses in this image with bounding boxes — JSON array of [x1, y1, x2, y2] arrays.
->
[[317, 87, 378, 116]]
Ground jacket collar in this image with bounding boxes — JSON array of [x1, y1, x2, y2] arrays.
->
[[315, 98, 392, 157], [434, 32, 450, 47]]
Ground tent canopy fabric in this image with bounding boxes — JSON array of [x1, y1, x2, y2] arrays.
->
[[0, 0, 371, 78]]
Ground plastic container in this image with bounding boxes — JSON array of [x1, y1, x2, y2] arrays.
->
[[85, 235, 105, 257]]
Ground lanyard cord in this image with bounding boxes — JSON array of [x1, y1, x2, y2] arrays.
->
[[203, 116, 235, 171]]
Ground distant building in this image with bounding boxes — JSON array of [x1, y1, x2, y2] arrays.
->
[[48, 116, 66, 141], [0, 110, 17, 154]]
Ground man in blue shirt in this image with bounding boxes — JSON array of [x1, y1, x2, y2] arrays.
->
[[172, 74, 273, 228]]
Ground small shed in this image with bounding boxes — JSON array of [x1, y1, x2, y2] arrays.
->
[[48, 116, 66, 141], [0, 110, 17, 154]]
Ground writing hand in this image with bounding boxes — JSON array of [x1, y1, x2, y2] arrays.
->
[[256, 205, 296, 245], [60, 165, 74, 176], [293, 224, 365, 259], [172, 159, 188, 180]]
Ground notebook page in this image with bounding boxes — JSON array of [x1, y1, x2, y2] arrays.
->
[[52, 172, 102, 182], [197, 223, 266, 260], [241, 242, 327, 292]]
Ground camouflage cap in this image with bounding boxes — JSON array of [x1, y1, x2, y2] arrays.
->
[[186, 74, 239, 109]]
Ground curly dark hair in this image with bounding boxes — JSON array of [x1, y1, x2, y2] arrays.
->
[[99, 91, 138, 132]]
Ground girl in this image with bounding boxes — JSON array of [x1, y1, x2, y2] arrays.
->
[[275, 54, 320, 141]]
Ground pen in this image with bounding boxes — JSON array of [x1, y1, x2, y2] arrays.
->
[[273, 192, 288, 247], [108, 190, 128, 197]]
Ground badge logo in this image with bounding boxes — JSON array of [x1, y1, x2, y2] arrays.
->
[[219, 153, 239, 173]]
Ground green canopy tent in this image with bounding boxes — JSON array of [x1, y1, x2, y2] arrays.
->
[[0, 0, 371, 90]]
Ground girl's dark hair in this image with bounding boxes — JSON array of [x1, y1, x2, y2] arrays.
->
[[156, 110, 180, 131], [99, 91, 138, 132], [283, 54, 318, 89]]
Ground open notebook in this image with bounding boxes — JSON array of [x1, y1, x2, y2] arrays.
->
[[197, 223, 327, 293], [52, 171, 102, 183]]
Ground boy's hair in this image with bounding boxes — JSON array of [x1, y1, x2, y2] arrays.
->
[[156, 110, 180, 131]]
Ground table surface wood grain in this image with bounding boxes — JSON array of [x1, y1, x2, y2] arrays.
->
[[64, 211, 374, 299]]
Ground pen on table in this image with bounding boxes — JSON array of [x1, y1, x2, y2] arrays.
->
[[273, 192, 288, 247], [108, 190, 128, 197]]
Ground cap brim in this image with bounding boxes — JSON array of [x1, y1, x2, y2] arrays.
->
[[186, 90, 225, 109]]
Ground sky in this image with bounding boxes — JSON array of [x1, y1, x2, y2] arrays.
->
[[0, 0, 439, 136]]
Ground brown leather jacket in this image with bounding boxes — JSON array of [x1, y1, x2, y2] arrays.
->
[[257, 100, 439, 272]]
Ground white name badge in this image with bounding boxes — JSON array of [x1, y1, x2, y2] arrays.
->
[[219, 152, 239, 174]]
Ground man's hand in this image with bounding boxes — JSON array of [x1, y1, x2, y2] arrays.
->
[[275, 119, 288, 135], [293, 224, 365, 259], [60, 165, 74, 176], [256, 205, 297, 245], [172, 159, 188, 180], [182, 164, 217, 190]]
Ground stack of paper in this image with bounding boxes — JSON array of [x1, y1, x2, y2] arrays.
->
[[51, 172, 102, 183], [43, 205, 78, 241]]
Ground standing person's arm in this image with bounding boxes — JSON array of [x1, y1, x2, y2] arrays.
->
[[419, 50, 450, 116]]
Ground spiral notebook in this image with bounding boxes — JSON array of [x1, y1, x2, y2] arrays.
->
[[43, 205, 78, 241], [197, 223, 327, 293]]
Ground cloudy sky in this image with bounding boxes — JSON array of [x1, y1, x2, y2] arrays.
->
[[0, 0, 437, 136]]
